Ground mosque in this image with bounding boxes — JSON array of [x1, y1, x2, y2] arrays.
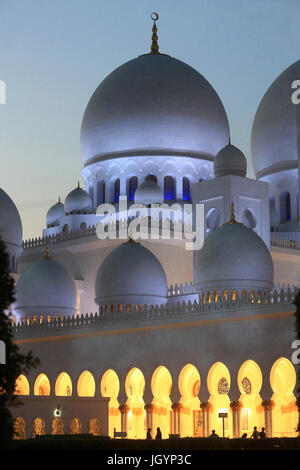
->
[[2, 16, 300, 440]]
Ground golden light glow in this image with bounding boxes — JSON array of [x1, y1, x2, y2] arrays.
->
[[237, 360, 263, 434], [207, 362, 231, 437], [34, 373, 50, 396], [151, 366, 172, 439], [178, 364, 201, 437], [125, 367, 146, 438], [270, 357, 298, 437], [15, 375, 30, 395], [55, 372, 72, 396], [101, 369, 120, 437], [77, 370, 96, 397]]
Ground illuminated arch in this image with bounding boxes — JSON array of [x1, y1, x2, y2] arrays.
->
[[125, 367, 146, 439], [101, 369, 120, 437], [15, 375, 29, 395], [55, 372, 72, 396], [207, 362, 231, 437], [178, 364, 201, 437], [77, 370, 96, 397], [151, 366, 173, 439], [34, 373, 50, 396], [270, 357, 298, 437], [238, 360, 263, 435]]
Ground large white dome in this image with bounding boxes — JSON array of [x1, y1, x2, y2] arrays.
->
[[95, 240, 168, 308], [194, 220, 273, 293], [81, 54, 229, 167], [14, 254, 79, 319], [251, 60, 300, 179]]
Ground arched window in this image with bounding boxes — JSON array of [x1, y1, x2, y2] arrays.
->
[[97, 180, 105, 205], [62, 224, 69, 234], [146, 174, 157, 183], [80, 222, 87, 232], [89, 185, 94, 205], [164, 176, 175, 200], [114, 179, 120, 203], [280, 191, 291, 223], [182, 177, 190, 201], [128, 176, 138, 201]]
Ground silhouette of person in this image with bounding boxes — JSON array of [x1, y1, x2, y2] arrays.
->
[[146, 428, 152, 440], [250, 426, 259, 439], [241, 433, 247, 439], [259, 427, 266, 439], [209, 429, 219, 438], [155, 427, 162, 440]]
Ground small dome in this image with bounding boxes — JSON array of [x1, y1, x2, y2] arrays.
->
[[214, 143, 247, 177], [95, 240, 167, 307], [46, 200, 65, 227], [64, 184, 93, 214], [134, 180, 164, 205], [14, 252, 79, 319], [194, 219, 273, 293]]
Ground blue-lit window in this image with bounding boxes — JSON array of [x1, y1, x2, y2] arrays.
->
[[164, 176, 175, 200], [182, 177, 190, 201], [280, 191, 291, 222], [97, 180, 105, 205], [128, 176, 138, 201], [114, 178, 120, 203]]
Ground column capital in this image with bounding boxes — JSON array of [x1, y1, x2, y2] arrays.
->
[[230, 400, 243, 410], [262, 399, 275, 410], [144, 403, 155, 413], [119, 404, 130, 414], [200, 401, 212, 411]]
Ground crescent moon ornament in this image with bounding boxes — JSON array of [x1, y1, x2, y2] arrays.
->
[[151, 12, 159, 21]]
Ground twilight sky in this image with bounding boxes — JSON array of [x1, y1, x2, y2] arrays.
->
[[0, 0, 300, 239]]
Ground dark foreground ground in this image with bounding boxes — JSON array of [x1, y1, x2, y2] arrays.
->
[[7, 435, 300, 451]]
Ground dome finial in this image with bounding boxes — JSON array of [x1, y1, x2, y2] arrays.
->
[[77, 181, 80, 189], [58, 196, 61, 204], [150, 12, 159, 55], [229, 134, 231, 145], [44, 244, 50, 259], [224, 201, 242, 225]]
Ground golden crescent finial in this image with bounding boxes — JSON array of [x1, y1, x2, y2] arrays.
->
[[150, 12, 159, 54], [223, 201, 242, 225]]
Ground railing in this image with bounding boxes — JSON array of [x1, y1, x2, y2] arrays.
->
[[22, 217, 193, 250], [271, 237, 300, 250], [12, 286, 298, 337]]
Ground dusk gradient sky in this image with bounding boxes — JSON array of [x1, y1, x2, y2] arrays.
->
[[1, 0, 300, 239]]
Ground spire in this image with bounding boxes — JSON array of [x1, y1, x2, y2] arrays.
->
[[58, 196, 61, 204], [229, 134, 231, 146], [77, 181, 80, 189], [150, 12, 159, 54], [224, 201, 242, 225]]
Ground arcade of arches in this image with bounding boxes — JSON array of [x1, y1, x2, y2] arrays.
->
[[14, 358, 298, 439]]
